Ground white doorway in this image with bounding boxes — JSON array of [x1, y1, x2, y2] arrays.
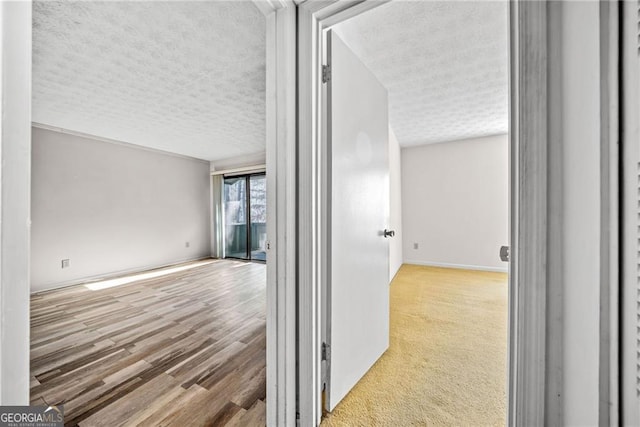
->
[[0, 3, 293, 423], [297, 1, 550, 425], [319, 2, 509, 422]]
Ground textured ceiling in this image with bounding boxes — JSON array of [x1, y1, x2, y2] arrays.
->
[[334, 1, 508, 147], [33, 1, 507, 159], [33, 1, 266, 161]]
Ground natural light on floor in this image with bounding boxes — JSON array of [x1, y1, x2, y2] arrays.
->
[[84, 259, 216, 291]]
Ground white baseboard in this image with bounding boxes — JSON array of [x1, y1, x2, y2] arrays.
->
[[31, 256, 214, 294], [403, 259, 508, 273]]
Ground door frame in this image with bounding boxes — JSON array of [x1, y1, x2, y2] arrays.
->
[[0, 1, 32, 403], [256, 2, 298, 426], [297, 0, 548, 425], [600, 1, 621, 424]]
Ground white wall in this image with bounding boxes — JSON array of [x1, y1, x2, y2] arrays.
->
[[31, 127, 211, 292], [388, 126, 403, 281], [401, 134, 508, 272]]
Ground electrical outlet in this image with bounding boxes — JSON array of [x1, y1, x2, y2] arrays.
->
[[413, 243, 419, 250], [185, 241, 190, 248], [61, 259, 70, 268]]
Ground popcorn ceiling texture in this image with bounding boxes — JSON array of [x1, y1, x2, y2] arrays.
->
[[33, 1, 506, 158], [334, 1, 509, 147], [33, 1, 266, 161]]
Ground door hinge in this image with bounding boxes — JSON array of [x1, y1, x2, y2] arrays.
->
[[296, 412, 301, 427], [321, 342, 330, 361], [322, 65, 331, 83]]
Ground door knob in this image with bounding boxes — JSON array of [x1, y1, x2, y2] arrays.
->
[[499, 245, 510, 262], [383, 229, 395, 238]]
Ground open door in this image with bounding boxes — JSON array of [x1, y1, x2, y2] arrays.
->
[[325, 30, 390, 411]]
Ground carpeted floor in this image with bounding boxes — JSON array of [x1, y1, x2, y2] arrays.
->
[[321, 264, 508, 427]]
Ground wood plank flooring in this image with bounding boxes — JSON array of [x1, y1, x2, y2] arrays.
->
[[30, 259, 266, 427]]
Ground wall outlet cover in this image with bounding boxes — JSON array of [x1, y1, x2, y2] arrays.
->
[[413, 243, 419, 250]]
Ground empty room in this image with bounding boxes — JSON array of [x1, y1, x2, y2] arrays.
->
[[306, 1, 510, 425], [29, 1, 268, 425]]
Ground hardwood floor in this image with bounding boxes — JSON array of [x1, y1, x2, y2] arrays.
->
[[30, 259, 266, 427]]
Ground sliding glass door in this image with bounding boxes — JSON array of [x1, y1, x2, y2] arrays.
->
[[223, 176, 248, 259], [223, 173, 266, 261]]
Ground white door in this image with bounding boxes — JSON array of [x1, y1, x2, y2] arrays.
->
[[326, 30, 390, 411]]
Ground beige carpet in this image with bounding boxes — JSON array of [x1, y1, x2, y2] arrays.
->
[[321, 264, 508, 427]]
